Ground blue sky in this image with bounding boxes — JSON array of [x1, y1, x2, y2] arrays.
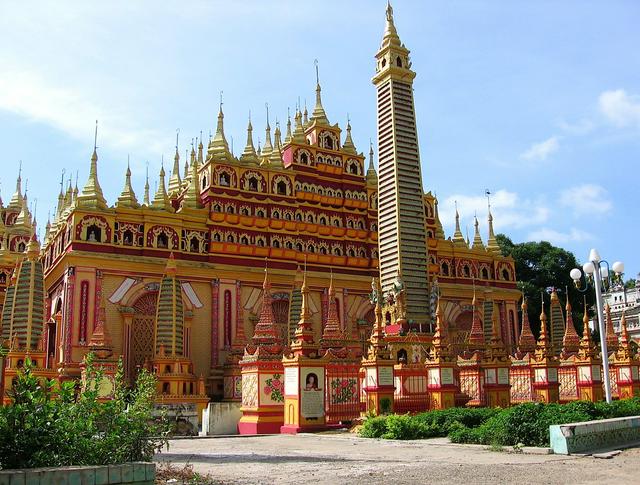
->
[[1, 0, 638, 279]]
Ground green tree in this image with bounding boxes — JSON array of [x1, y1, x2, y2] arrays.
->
[[495, 234, 595, 338]]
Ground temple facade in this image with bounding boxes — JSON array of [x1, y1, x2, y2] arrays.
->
[[0, 3, 521, 402]]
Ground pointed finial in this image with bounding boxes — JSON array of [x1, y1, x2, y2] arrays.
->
[[315, 58, 319, 86], [93, 119, 98, 152]]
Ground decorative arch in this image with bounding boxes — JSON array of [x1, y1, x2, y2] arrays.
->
[[146, 225, 178, 250], [214, 165, 237, 188], [318, 131, 339, 150], [76, 215, 111, 243]]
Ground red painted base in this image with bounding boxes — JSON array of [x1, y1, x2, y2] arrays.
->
[[237, 420, 282, 435], [280, 424, 332, 434]]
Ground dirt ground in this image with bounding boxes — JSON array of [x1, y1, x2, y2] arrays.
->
[[155, 433, 640, 485]]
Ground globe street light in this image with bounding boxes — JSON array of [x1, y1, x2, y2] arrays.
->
[[570, 249, 624, 403]]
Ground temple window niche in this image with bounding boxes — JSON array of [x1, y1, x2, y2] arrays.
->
[[86, 224, 101, 242], [156, 233, 169, 249]]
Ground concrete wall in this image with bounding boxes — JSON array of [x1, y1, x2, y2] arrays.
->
[[0, 462, 155, 485], [201, 402, 242, 435]]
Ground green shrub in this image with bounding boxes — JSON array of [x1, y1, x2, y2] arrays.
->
[[359, 415, 388, 438], [414, 407, 498, 435], [361, 397, 640, 446], [0, 355, 169, 470], [594, 397, 640, 419]]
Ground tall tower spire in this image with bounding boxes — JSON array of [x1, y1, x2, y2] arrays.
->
[[372, 4, 430, 322], [311, 60, 330, 125], [77, 121, 108, 210]]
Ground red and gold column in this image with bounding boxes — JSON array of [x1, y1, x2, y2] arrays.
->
[[611, 313, 640, 399], [481, 313, 511, 407], [361, 278, 395, 416], [424, 300, 458, 410], [574, 302, 603, 402], [238, 267, 285, 434], [530, 304, 560, 403]]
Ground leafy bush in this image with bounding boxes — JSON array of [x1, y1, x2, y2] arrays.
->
[[0, 355, 169, 470], [359, 407, 497, 440], [358, 416, 388, 438], [361, 398, 640, 447]]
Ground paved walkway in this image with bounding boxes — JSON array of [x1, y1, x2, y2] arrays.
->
[[156, 433, 640, 484]]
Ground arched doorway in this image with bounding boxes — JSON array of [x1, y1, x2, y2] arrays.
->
[[451, 311, 473, 354], [271, 293, 290, 343], [128, 292, 157, 381]]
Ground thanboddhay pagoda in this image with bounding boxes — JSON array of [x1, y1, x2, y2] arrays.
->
[[3, 4, 634, 434]]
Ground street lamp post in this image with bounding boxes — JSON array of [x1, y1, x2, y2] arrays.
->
[[570, 249, 624, 404]]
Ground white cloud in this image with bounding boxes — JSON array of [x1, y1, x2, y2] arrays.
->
[[557, 118, 595, 136], [439, 189, 550, 239], [0, 69, 166, 159], [559, 184, 612, 216], [520, 136, 560, 161], [527, 227, 593, 245], [598, 89, 640, 128]]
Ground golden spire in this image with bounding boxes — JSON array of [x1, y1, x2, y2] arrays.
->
[[77, 121, 108, 210], [284, 108, 292, 145], [303, 102, 309, 128], [209, 94, 230, 155], [143, 163, 150, 206], [578, 297, 597, 359], [433, 195, 445, 239], [472, 215, 485, 249], [536, 294, 551, 355], [240, 115, 259, 165], [116, 159, 140, 208], [151, 161, 173, 211], [486, 195, 500, 254], [180, 157, 201, 210], [168, 130, 182, 195], [269, 121, 283, 167], [8, 163, 23, 210], [381, 0, 401, 49], [14, 189, 32, 229], [197, 132, 204, 165], [190, 139, 196, 167], [261, 104, 273, 158], [366, 141, 378, 186], [292, 108, 306, 143], [342, 117, 357, 154], [183, 150, 189, 181], [452, 202, 466, 245], [310, 60, 330, 125]]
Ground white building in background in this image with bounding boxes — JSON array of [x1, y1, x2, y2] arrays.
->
[[603, 274, 640, 342]]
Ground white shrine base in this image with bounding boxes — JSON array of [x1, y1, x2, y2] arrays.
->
[[201, 402, 242, 435]]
